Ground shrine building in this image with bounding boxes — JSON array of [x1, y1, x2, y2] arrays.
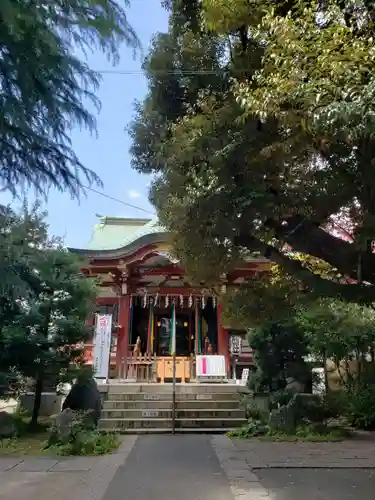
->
[[68, 216, 270, 382]]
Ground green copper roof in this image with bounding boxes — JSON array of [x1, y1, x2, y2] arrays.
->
[[86, 216, 167, 251]]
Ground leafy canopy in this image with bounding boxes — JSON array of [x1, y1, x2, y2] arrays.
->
[[1, 0, 139, 198], [248, 320, 311, 393], [0, 204, 96, 406], [296, 299, 375, 363], [130, 0, 375, 314]]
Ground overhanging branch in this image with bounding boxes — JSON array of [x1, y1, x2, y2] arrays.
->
[[235, 233, 375, 303], [267, 216, 375, 284]]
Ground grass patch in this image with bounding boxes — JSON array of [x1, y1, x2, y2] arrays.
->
[[0, 412, 51, 456], [228, 421, 352, 442], [257, 427, 352, 442], [0, 430, 120, 456], [49, 430, 120, 456], [0, 434, 50, 456], [0, 412, 120, 456]]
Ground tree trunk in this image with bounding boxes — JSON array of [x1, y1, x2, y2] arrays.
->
[[30, 301, 51, 429], [356, 347, 362, 383], [323, 351, 329, 396], [30, 366, 44, 429]]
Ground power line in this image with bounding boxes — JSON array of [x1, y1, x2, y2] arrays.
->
[[94, 68, 234, 75], [82, 185, 156, 215]]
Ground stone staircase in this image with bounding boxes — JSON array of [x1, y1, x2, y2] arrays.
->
[[98, 383, 247, 433]]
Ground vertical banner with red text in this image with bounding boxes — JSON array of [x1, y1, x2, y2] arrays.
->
[[93, 314, 112, 379]]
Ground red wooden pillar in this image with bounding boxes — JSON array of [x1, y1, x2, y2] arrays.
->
[[222, 327, 230, 376], [146, 302, 152, 354], [116, 294, 131, 377], [84, 315, 94, 365], [217, 303, 230, 376]]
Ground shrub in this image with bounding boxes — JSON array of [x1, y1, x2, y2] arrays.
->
[[281, 393, 338, 425], [46, 409, 120, 456], [51, 429, 120, 456], [241, 394, 267, 421], [228, 420, 349, 441], [269, 424, 350, 442], [269, 390, 294, 411], [292, 394, 335, 424], [344, 385, 375, 430], [228, 419, 270, 438], [324, 392, 345, 419]]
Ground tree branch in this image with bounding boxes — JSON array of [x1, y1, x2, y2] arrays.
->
[[235, 233, 375, 303], [267, 216, 375, 284]]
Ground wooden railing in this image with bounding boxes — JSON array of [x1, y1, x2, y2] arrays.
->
[[119, 354, 196, 383], [156, 356, 191, 383], [82, 341, 226, 383], [120, 352, 157, 382]]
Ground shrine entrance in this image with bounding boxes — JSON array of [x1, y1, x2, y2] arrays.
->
[[154, 311, 192, 357], [129, 298, 219, 357], [69, 215, 270, 382]]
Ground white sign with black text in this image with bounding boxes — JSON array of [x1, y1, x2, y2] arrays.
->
[[93, 314, 112, 379], [241, 368, 250, 385], [229, 335, 242, 355]]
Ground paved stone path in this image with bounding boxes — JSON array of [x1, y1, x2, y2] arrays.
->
[[230, 436, 375, 500], [0, 436, 137, 500], [257, 468, 375, 500], [2, 435, 375, 500], [232, 436, 375, 468], [102, 435, 235, 500]]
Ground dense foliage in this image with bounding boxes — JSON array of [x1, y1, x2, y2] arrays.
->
[[245, 298, 375, 429], [296, 299, 375, 428], [248, 321, 311, 393], [1, 0, 139, 197], [0, 204, 96, 425], [130, 0, 375, 315], [296, 300, 375, 366], [48, 410, 119, 456]]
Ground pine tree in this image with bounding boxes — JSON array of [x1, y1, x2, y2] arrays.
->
[[0, 0, 139, 197], [0, 205, 96, 425]]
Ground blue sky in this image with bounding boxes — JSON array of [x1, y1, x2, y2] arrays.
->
[[0, 0, 168, 249]]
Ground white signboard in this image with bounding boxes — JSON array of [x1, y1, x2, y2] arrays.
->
[[93, 314, 112, 379], [230, 335, 242, 355], [142, 410, 160, 418], [240, 368, 250, 386], [196, 394, 213, 400], [144, 394, 160, 401], [312, 367, 326, 395], [196, 355, 226, 379]]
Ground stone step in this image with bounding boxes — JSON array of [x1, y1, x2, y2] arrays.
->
[[101, 409, 245, 419], [106, 392, 242, 402], [103, 399, 242, 410], [105, 384, 247, 395], [100, 427, 237, 434], [99, 417, 247, 431]]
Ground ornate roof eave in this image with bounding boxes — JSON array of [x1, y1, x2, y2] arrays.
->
[[67, 231, 172, 260]]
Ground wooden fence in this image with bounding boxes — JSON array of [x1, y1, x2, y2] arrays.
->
[[119, 354, 197, 383], [120, 352, 157, 382]]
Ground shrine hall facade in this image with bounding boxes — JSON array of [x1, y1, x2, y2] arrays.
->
[[68, 217, 270, 381]]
